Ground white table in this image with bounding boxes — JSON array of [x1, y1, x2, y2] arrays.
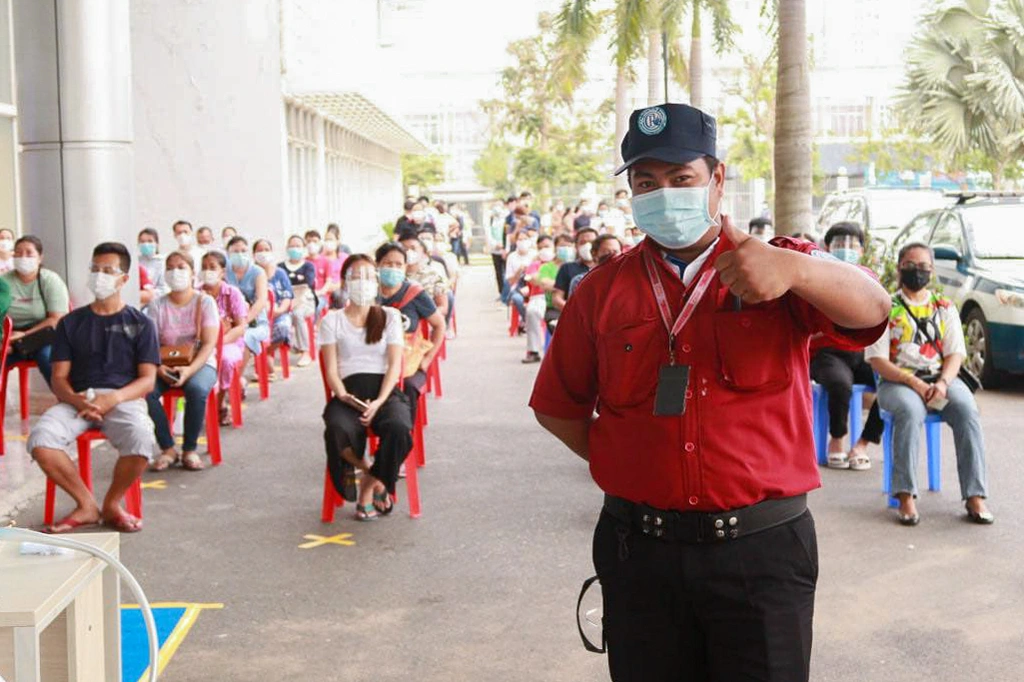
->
[[0, 532, 121, 682]]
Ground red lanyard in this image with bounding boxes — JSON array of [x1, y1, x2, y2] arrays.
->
[[642, 250, 715, 365]]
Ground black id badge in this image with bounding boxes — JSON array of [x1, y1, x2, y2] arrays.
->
[[654, 365, 690, 416]]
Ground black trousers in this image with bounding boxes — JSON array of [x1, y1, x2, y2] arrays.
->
[[322, 374, 413, 496], [810, 349, 884, 443], [491, 252, 506, 295], [593, 509, 818, 681]]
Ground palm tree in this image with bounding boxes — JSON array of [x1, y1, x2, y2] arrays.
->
[[898, 0, 1024, 188], [553, 0, 735, 185], [773, 0, 812, 235]]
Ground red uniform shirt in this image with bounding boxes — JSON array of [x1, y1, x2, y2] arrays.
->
[[529, 235, 885, 512]]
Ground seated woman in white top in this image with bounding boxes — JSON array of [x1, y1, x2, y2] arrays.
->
[[320, 254, 413, 521]]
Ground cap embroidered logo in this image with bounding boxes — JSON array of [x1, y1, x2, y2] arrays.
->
[[638, 106, 668, 136]]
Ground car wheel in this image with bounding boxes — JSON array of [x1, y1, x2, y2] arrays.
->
[[965, 307, 1003, 388]]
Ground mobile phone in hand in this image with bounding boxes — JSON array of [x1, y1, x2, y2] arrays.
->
[[349, 396, 370, 410], [165, 369, 182, 384]]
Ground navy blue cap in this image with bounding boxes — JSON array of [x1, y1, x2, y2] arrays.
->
[[614, 103, 717, 176]]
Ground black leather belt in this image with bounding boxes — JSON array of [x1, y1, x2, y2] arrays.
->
[[602, 493, 807, 544]]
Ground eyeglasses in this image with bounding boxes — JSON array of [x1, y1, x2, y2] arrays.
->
[[89, 264, 124, 276], [900, 261, 933, 272]]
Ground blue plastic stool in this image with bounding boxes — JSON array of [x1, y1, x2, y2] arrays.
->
[[880, 409, 942, 508], [544, 325, 552, 353], [812, 383, 869, 466]]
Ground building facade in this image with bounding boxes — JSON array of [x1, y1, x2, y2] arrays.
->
[[4, 0, 424, 306]]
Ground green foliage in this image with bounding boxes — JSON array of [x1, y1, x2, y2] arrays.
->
[[474, 141, 516, 198], [898, 0, 1024, 188], [721, 50, 776, 188], [382, 221, 396, 241], [401, 154, 445, 192], [479, 14, 613, 203], [848, 127, 944, 175]]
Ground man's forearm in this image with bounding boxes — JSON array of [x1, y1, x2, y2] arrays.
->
[[787, 251, 891, 329], [534, 412, 592, 461], [869, 357, 910, 385], [114, 374, 157, 403], [940, 354, 963, 383]]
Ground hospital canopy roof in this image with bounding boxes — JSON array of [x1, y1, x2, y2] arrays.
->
[[289, 92, 430, 156]]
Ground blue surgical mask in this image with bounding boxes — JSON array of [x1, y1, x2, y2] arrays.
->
[[287, 247, 305, 261], [229, 252, 251, 270], [832, 248, 860, 264], [556, 246, 575, 262], [379, 267, 405, 288], [139, 243, 157, 258], [631, 178, 719, 250]]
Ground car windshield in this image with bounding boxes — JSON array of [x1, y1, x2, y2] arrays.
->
[[963, 204, 1024, 258], [868, 192, 948, 230]]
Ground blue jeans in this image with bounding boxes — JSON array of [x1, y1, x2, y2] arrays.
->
[[146, 364, 218, 452], [8, 343, 54, 385], [877, 377, 987, 500]]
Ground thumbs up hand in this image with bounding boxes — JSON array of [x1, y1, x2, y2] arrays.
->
[[713, 215, 795, 305]]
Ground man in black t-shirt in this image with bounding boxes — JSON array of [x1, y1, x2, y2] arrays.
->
[[29, 242, 160, 534], [553, 227, 598, 311]]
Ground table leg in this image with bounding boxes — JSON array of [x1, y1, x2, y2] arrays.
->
[[13, 626, 41, 682], [103, 560, 121, 682]]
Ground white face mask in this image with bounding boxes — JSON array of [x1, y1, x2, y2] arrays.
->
[[176, 233, 193, 248], [88, 272, 120, 300], [307, 241, 322, 255], [323, 240, 339, 253], [538, 247, 555, 262], [421, 239, 435, 253], [0, 239, 14, 253], [406, 250, 423, 266], [255, 252, 275, 266], [346, 279, 379, 306], [201, 269, 221, 287], [14, 256, 39, 275], [517, 240, 531, 255], [166, 268, 193, 292], [578, 242, 594, 262]]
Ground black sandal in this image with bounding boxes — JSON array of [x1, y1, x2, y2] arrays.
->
[[373, 490, 394, 516], [965, 503, 995, 525]]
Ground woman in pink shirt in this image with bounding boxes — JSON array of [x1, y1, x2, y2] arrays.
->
[[199, 251, 248, 425]]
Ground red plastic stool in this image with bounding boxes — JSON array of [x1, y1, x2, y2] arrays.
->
[[508, 307, 520, 337], [44, 429, 143, 525], [161, 387, 223, 465]]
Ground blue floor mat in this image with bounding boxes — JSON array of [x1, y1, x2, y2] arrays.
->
[[121, 606, 186, 682]]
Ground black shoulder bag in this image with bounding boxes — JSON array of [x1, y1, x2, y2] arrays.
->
[[898, 293, 981, 393], [12, 272, 57, 356]]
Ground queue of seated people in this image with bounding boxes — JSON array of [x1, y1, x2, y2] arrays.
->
[[0, 221, 453, 534], [495, 203, 995, 527]]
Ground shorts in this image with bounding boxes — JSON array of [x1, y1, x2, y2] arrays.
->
[[243, 321, 270, 354], [28, 392, 157, 461]]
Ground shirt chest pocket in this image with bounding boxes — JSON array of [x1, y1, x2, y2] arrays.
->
[[713, 309, 793, 392], [597, 318, 663, 408]]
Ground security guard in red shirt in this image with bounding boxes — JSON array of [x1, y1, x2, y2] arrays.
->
[[530, 103, 891, 681]]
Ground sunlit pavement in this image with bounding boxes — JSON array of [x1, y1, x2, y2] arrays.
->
[[3, 265, 1023, 681]]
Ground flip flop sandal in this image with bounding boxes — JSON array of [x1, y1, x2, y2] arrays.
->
[[827, 452, 851, 470], [219, 407, 232, 427], [150, 451, 180, 472], [182, 452, 205, 471], [103, 510, 143, 533], [372, 491, 394, 516], [45, 515, 99, 534], [354, 504, 379, 522], [848, 452, 872, 471]]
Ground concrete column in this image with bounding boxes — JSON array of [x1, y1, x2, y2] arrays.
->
[[13, 0, 135, 306]]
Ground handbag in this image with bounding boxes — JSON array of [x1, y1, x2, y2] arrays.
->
[[402, 332, 434, 379], [159, 295, 204, 368], [12, 272, 56, 356], [899, 294, 981, 393], [384, 281, 434, 379]]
